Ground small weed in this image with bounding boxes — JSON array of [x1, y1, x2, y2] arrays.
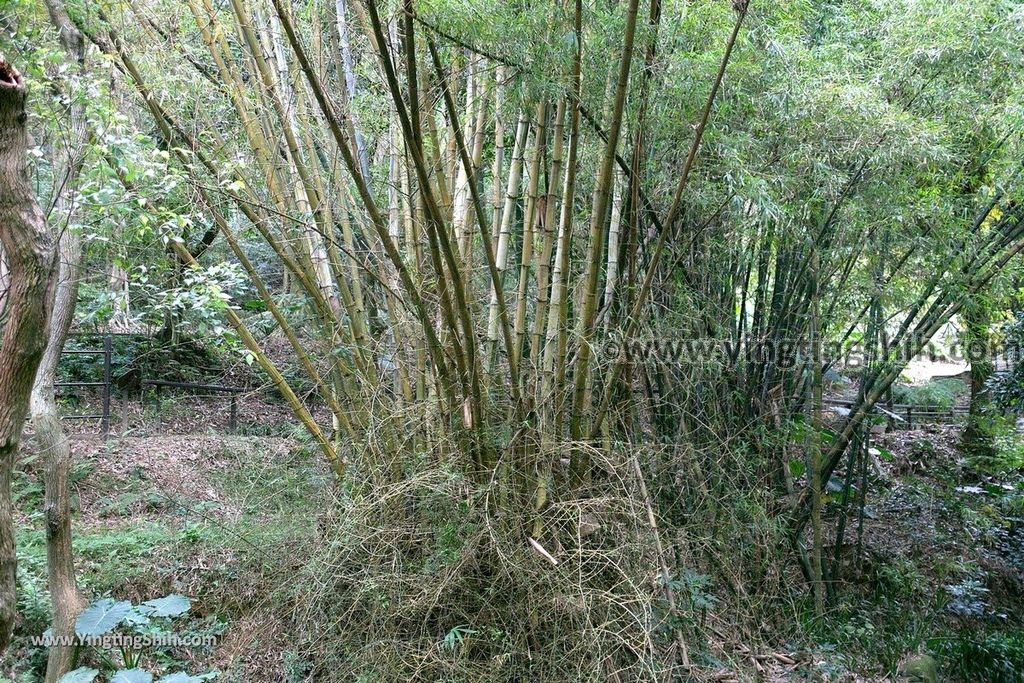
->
[[440, 625, 478, 653], [282, 649, 314, 682], [876, 559, 927, 600]]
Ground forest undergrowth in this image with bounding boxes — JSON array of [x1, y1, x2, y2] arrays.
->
[[6, 391, 1022, 682]]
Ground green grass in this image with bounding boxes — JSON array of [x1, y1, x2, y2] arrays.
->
[[17, 522, 179, 593], [796, 558, 949, 677], [929, 630, 1024, 682], [8, 434, 330, 682], [205, 439, 331, 518]]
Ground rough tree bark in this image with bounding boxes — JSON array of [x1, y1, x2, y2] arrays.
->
[[0, 57, 57, 654], [35, 1, 89, 678], [961, 294, 995, 459]]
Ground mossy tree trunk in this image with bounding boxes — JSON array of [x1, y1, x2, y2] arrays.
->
[[0, 58, 56, 654]]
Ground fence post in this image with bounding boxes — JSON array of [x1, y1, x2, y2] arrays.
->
[[102, 334, 112, 438]]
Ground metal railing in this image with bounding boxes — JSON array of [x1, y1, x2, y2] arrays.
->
[[58, 334, 246, 435], [57, 333, 112, 437], [825, 397, 969, 429], [143, 380, 246, 434]]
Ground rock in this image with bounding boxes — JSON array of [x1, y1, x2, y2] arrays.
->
[[901, 654, 938, 683]]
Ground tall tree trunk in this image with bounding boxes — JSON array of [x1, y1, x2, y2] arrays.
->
[[603, 168, 624, 332], [961, 294, 995, 458], [0, 58, 56, 653], [36, 1, 89, 678]]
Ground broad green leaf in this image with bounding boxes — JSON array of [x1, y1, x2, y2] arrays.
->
[[157, 674, 207, 683], [142, 594, 191, 618], [59, 669, 99, 683], [76, 599, 133, 636], [123, 606, 151, 626], [112, 670, 153, 683]]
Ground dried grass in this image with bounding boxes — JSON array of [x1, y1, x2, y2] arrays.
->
[[284, 445, 678, 682]]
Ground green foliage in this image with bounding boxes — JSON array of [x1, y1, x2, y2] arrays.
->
[[877, 559, 927, 601], [61, 669, 212, 683], [133, 263, 247, 343], [910, 438, 936, 461], [440, 625, 478, 653], [943, 576, 989, 618], [62, 595, 211, 683], [155, 673, 213, 683], [55, 334, 226, 397], [989, 307, 1024, 406], [967, 416, 1024, 474], [281, 651, 313, 683], [931, 631, 1024, 683], [72, 524, 179, 587], [15, 553, 52, 645], [662, 569, 719, 627], [9, 0, 1024, 680], [891, 379, 966, 409], [139, 595, 191, 619], [73, 594, 190, 637]]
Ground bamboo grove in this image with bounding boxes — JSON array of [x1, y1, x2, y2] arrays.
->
[[56, 0, 1024, 589]]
